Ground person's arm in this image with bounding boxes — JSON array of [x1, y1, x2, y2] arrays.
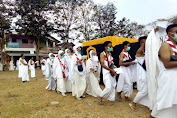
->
[[20, 59, 28, 65], [136, 43, 145, 57], [119, 52, 135, 66], [160, 43, 177, 68], [30, 60, 33, 65], [100, 52, 117, 76]]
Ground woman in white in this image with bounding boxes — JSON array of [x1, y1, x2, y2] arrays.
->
[[20, 54, 29, 82], [69, 43, 86, 100], [28, 57, 36, 78], [53, 50, 68, 96], [41, 57, 46, 76], [45, 53, 56, 91], [64, 49, 72, 92], [18, 57, 22, 78], [86, 50, 102, 97]]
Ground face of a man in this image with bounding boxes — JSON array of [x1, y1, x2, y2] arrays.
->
[[31, 57, 33, 60], [168, 27, 177, 41], [124, 43, 130, 49], [105, 43, 112, 50], [22, 55, 25, 59], [140, 39, 146, 46]]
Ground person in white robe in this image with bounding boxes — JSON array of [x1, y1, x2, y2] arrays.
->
[[45, 53, 56, 91], [20, 54, 29, 82], [69, 43, 86, 100], [41, 57, 46, 76], [116, 41, 136, 101], [151, 24, 177, 118], [64, 49, 72, 92], [129, 36, 149, 110], [53, 50, 69, 96], [86, 50, 102, 97], [28, 57, 36, 78], [98, 41, 117, 106], [145, 21, 169, 111], [18, 57, 22, 78]]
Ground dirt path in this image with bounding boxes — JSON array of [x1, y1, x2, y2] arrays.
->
[[0, 69, 150, 118]]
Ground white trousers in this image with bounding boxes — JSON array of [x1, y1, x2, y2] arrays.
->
[[30, 68, 35, 78], [133, 81, 148, 105], [100, 76, 115, 101]]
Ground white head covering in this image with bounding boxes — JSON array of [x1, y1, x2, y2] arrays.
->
[[65, 49, 69, 56], [58, 50, 64, 57], [73, 43, 82, 53], [89, 50, 95, 59], [48, 53, 53, 58]]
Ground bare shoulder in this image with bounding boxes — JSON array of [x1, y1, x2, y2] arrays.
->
[[160, 43, 170, 51]]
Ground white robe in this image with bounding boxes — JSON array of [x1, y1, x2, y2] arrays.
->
[[45, 58, 56, 90], [133, 57, 149, 107], [18, 58, 22, 78], [69, 52, 86, 98], [86, 58, 102, 97], [151, 61, 177, 118], [28, 60, 35, 78], [20, 59, 29, 82], [100, 53, 116, 101], [64, 55, 72, 92], [117, 52, 133, 97], [41, 59, 46, 76], [145, 29, 161, 110], [53, 57, 68, 93]]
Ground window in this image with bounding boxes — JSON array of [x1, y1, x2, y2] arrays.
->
[[22, 39, 28, 43], [12, 38, 17, 42]]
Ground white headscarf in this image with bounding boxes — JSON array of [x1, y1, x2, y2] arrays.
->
[[58, 50, 64, 58], [65, 49, 69, 55], [89, 50, 95, 59], [48, 53, 53, 58], [73, 43, 82, 54]]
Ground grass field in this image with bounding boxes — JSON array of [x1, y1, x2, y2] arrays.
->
[[0, 69, 150, 118]]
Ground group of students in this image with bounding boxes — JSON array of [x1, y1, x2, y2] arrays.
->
[[18, 23, 177, 118], [18, 55, 37, 82], [41, 43, 102, 100]]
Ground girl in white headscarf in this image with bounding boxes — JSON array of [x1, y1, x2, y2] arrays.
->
[[64, 49, 72, 92], [53, 50, 68, 96], [45, 53, 56, 91], [69, 43, 86, 100], [86, 50, 102, 97]]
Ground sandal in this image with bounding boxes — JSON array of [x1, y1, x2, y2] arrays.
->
[[129, 103, 136, 110]]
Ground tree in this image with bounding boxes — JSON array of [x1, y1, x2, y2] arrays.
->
[[76, 0, 98, 41], [93, 3, 117, 38], [15, 0, 56, 60], [0, 1, 14, 64], [53, 0, 84, 42]]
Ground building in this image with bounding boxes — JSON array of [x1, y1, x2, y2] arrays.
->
[[3, 33, 60, 70]]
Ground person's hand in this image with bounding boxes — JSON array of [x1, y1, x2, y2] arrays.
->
[[131, 62, 136, 65], [90, 68, 94, 71], [111, 69, 117, 76]]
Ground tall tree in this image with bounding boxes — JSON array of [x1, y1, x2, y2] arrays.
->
[[93, 3, 117, 38], [15, 0, 56, 60], [53, 0, 83, 42], [0, 1, 14, 64]]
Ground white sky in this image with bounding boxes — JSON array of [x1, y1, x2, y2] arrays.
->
[[93, 0, 177, 25]]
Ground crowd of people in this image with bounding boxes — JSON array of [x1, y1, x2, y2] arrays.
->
[[17, 24, 177, 118]]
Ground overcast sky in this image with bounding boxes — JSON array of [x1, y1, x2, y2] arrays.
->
[[93, 0, 177, 25]]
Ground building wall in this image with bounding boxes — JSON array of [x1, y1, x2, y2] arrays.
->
[[7, 34, 34, 48]]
